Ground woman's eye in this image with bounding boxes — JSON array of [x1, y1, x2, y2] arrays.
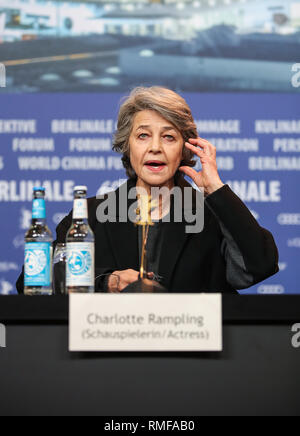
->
[[164, 135, 175, 141], [138, 133, 148, 139]]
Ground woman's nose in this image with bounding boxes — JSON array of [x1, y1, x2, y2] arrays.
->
[[149, 137, 163, 153]]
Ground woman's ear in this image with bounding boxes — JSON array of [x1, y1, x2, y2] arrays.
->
[[181, 141, 186, 160]]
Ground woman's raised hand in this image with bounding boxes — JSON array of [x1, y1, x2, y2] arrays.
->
[[179, 138, 224, 196]]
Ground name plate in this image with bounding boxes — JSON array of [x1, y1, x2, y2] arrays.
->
[[69, 294, 223, 352]]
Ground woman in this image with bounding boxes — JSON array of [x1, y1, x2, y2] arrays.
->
[[16, 86, 279, 294]]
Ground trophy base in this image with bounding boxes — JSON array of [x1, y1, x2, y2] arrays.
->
[[122, 278, 167, 293]]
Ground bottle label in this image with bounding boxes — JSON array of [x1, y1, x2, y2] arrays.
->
[[73, 199, 88, 220], [32, 199, 46, 219], [24, 242, 51, 287], [66, 242, 94, 287]]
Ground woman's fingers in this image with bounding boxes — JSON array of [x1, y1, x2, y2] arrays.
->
[[126, 270, 139, 285], [182, 138, 221, 193], [185, 142, 210, 163], [185, 141, 205, 159], [187, 138, 216, 157], [179, 166, 196, 178], [179, 166, 203, 186], [114, 269, 139, 292]]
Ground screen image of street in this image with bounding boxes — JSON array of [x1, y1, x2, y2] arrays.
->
[[0, 0, 299, 93]]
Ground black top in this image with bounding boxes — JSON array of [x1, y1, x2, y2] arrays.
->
[[138, 221, 164, 284], [16, 178, 280, 294]]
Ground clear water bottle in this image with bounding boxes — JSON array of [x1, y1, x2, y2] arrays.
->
[[66, 186, 95, 293], [24, 187, 53, 296]]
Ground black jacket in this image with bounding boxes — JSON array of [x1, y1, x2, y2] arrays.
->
[[16, 179, 279, 294]]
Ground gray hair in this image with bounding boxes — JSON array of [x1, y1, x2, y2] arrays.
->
[[112, 86, 198, 180]]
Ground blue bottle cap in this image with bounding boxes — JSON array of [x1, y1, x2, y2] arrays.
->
[[33, 187, 45, 192]]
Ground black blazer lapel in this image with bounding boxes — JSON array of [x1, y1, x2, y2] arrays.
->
[[105, 221, 139, 271], [159, 220, 189, 291], [103, 179, 140, 271], [158, 179, 200, 290]]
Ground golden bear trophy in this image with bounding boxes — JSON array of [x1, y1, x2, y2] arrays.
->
[[122, 193, 167, 293]]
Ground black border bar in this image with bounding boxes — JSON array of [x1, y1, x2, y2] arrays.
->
[[0, 295, 299, 324]]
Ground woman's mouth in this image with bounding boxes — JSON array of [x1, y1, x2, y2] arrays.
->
[[144, 161, 167, 173]]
